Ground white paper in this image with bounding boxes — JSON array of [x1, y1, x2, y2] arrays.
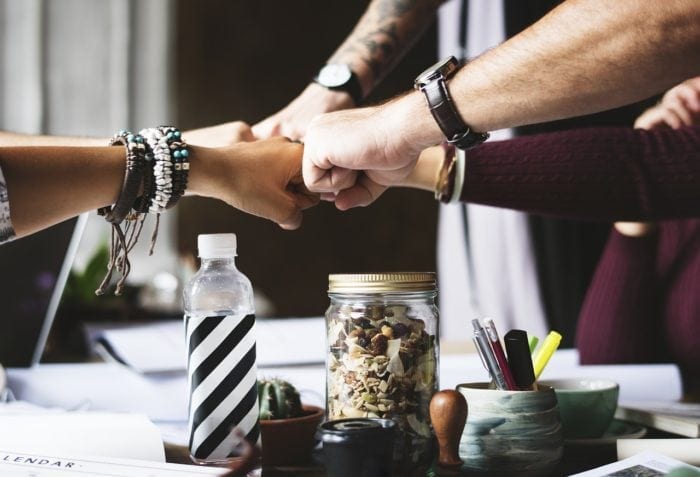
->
[[618, 440, 700, 466], [7, 363, 188, 421], [86, 317, 326, 373], [619, 401, 700, 418], [571, 451, 698, 476], [0, 449, 223, 476], [0, 412, 164, 462]]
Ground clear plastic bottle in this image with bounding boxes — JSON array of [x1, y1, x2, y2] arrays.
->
[[183, 233, 260, 465]]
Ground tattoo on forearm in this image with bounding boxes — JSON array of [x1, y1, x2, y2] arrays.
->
[[377, 0, 422, 18], [331, 0, 440, 84]]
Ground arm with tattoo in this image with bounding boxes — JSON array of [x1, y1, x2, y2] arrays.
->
[[327, 0, 444, 95], [253, 0, 444, 140]]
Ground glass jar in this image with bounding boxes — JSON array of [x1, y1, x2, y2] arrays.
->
[[325, 272, 439, 474]]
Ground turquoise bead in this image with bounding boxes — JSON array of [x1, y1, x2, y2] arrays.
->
[[181, 149, 189, 158], [174, 130, 181, 138], [173, 150, 182, 159]]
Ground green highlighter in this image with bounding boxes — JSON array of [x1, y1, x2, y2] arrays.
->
[[528, 335, 539, 354]]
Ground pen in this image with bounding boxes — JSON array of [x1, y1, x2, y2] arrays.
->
[[504, 329, 537, 391], [472, 319, 508, 390], [532, 330, 562, 379], [483, 318, 517, 390], [528, 335, 539, 354]]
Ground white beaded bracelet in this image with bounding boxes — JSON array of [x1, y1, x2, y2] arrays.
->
[[140, 127, 173, 214]]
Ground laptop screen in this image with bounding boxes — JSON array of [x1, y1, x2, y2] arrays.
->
[[0, 214, 87, 367]]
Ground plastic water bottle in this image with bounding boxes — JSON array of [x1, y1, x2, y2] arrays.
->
[[183, 233, 260, 465]]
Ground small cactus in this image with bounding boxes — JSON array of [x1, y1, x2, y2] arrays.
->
[[258, 378, 303, 420]]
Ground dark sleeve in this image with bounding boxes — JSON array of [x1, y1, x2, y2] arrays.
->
[[461, 125, 700, 221], [575, 228, 665, 364]]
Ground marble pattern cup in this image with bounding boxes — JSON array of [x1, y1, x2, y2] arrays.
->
[[456, 383, 563, 475]]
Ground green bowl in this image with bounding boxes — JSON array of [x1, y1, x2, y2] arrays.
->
[[540, 378, 619, 439]]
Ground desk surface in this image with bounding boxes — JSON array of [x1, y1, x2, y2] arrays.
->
[[166, 428, 688, 476]]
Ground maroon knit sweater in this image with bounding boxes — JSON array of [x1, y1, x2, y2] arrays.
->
[[461, 125, 700, 387], [461, 125, 700, 221], [575, 221, 700, 389]]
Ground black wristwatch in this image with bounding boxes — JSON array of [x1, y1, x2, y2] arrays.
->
[[314, 64, 363, 106], [414, 56, 489, 150]]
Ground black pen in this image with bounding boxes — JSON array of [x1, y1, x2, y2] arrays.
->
[[504, 329, 537, 391]]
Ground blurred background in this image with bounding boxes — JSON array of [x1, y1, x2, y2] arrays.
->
[[0, 0, 440, 354]]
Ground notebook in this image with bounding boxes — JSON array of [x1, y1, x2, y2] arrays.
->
[[0, 214, 88, 367]]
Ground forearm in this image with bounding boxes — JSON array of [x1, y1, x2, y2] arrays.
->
[[0, 146, 123, 236], [406, 126, 700, 221], [328, 0, 444, 95], [386, 0, 700, 145], [0, 145, 213, 238], [463, 126, 700, 221], [576, 229, 663, 364]]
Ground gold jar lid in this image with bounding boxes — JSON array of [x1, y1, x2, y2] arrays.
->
[[328, 272, 437, 293]]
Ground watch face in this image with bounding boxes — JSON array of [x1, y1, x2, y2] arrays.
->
[[317, 64, 352, 88], [414, 56, 459, 88]]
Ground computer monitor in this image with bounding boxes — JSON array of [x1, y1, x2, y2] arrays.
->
[[0, 213, 88, 367]]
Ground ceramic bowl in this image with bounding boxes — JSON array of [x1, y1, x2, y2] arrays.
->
[[539, 378, 619, 439]]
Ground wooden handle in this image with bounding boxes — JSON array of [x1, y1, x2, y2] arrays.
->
[[430, 389, 468, 468]]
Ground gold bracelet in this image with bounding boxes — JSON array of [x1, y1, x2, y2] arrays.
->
[[435, 143, 456, 202]]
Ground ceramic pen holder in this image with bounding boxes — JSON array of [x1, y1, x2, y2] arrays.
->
[[456, 383, 563, 475]]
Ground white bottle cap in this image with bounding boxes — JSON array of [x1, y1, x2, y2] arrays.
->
[[198, 233, 237, 258]]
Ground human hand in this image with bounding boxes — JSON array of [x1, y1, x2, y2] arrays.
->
[[615, 78, 700, 235], [190, 138, 319, 230], [634, 77, 700, 129], [302, 98, 433, 210], [252, 83, 355, 140], [184, 121, 255, 148]]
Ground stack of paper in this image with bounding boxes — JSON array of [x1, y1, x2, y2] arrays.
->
[[85, 316, 326, 373]]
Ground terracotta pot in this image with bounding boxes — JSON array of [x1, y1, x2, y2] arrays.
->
[[260, 404, 324, 467]]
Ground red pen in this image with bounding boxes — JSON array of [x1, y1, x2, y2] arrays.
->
[[483, 318, 517, 391]]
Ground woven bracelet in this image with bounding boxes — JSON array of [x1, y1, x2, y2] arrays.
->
[[98, 131, 147, 224], [96, 130, 148, 296]]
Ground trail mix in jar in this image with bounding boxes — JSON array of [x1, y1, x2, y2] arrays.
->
[[327, 302, 437, 464]]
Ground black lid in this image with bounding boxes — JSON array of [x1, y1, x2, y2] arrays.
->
[[317, 418, 396, 444]]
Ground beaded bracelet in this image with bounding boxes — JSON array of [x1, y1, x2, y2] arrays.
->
[[161, 126, 189, 209], [139, 126, 190, 212], [140, 127, 173, 214]]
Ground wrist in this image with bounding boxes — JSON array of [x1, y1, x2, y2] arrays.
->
[[187, 145, 220, 198], [380, 91, 444, 152], [305, 83, 356, 112], [402, 146, 443, 191]]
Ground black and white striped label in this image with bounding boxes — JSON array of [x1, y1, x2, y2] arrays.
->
[[185, 313, 259, 461]]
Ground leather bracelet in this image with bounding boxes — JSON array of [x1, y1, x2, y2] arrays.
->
[[98, 131, 147, 225], [96, 130, 148, 296]]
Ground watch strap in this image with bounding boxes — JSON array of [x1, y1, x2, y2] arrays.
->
[[422, 79, 489, 149], [314, 70, 363, 106]]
